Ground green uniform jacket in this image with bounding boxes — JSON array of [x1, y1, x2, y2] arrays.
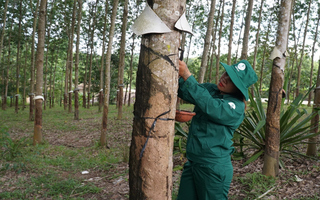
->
[[178, 76, 245, 164]]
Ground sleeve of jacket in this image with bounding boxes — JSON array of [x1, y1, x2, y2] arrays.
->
[[178, 76, 245, 127]]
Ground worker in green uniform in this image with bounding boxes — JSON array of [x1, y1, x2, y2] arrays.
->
[[177, 59, 258, 200]]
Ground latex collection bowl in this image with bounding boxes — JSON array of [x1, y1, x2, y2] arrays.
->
[[175, 110, 196, 122]]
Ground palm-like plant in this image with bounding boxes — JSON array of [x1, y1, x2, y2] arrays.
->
[[234, 85, 320, 168]]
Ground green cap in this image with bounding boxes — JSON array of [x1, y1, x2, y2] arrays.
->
[[219, 60, 258, 101]]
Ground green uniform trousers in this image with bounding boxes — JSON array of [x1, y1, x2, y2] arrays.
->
[[177, 160, 233, 200]]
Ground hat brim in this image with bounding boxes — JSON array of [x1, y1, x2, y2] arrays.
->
[[220, 62, 249, 101]]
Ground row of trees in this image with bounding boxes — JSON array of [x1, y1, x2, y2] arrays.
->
[[0, 0, 319, 199]]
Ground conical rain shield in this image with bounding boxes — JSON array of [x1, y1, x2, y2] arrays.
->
[[132, 5, 171, 35], [175, 12, 193, 35]]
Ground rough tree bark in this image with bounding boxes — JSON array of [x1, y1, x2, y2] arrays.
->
[[263, 0, 292, 177], [33, 0, 47, 146], [129, 1, 184, 199]]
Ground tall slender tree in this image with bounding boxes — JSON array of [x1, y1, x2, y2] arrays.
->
[[296, 0, 312, 97], [215, 0, 224, 84], [0, 0, 9, 110], [198, 0, 216, 83], [240, 0, 253, 60], [117, 0, 129, 120], [29, 0, 40, 121], [15, 1, 23, 114], [98, 0, 108, 113], [227, 0, 236, 65], [74, 0, 82, 120], [307, 2, 319, 106], [101, 0, 119, 147], [33, 0, 47, 146], [263, 0, 292, 177], [87, 0, 99, 109]]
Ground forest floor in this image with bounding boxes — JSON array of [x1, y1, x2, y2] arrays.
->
[[0, 104, 320, 199]]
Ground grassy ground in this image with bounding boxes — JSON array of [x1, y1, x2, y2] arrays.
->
[[0, 103, 320, 199]]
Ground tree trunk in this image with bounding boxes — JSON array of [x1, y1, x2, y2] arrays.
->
[[259, 17, 271, 94], [101, 0, 119, 147], [4, 21, 12, 111], [15, 1, 23, 114], [213, 2, 222, 84], [240, 0, 253, 60], [29, 0, 40, 120], [0, 0, 9, 111], [128, 34, 135, 107], [87, 0, 98, 109], [99, 1, 108, 113], [227, 0, 236, 65], [251, 0, 264, 97], [117, 0, 129, 120], [306, 58, 320, 156], [23, 41, 28, 110], [215, 0, 224, 84], [129, 1, 184, 198], [33, 0, 47, 146], [234, 4, 245, 63], [198, 0, 216, 83], [296, 0, 312, 97], [308, 7, 319, 107], [263, 0, 292, 177], [287, 4, 298, 104], [74, 0, 82, 120]]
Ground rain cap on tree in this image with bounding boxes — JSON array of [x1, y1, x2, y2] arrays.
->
[[220, 60, 258, 101]]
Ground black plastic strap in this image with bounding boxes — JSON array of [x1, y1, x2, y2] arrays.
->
[[137, 110, 174, 159]]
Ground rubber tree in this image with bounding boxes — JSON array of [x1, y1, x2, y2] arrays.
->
[[117, 0, 129, 120], [227, 0, 236, 65], [15, 1, 23, 114], [129, 1, 185, 199], [306, 57, 320, 156], [33, 0, 47, 146], [240, 0, 253, 60], [100, 0, 119, 147], [251, 0, 264, 97], [29, 0, 40, 120], [67, 0, 77, 113], [74, 0, 82, 120], [98, 0, 108, 113], [296, 0, 312, 97], [262, 0, 292, 177], [215, 0, 224, 84], [198, 0, 216, 83], [308, 4, 320, 106], [1, 0, 9, 111], [87, 0, 99, 109]]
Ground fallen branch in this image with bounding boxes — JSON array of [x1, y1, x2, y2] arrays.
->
[[256, 186, 276, 199]]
